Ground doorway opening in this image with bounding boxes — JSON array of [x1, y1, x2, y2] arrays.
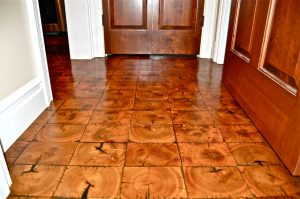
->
[[38, 0, 72, 98]]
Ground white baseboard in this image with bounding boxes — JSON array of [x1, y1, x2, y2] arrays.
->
[[0, 77, 49, 151]]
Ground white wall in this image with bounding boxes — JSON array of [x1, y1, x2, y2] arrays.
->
[[0, 0, 38, 100], [64, 0, 105, 59], [0, 0, 52, 151], [0, 0, 53, 197]]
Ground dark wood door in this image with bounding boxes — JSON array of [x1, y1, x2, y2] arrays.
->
[[152, 0, 204, 54], [103, 0, 153, 54], [223, 0, 300, 175], [103, 0, 204, 54]]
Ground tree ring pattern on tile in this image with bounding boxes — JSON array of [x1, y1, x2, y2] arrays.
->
[[174, 124, 223, 143], [126, 143, 181, 166], [34, 124, 85, 142], [98, 97, 135, 110], [228, 143, 280, 166], [179, 143, 236, 166], [184, 167, 252, 198], [121, 167, 187, 198], [239, 166, 300, 197], [54, 166, 122, 198], [10, 165, 65, 196], [132, 111, 172, 125], [81, 124, 129, 142], [70, 143, 126, 166], [218, 124, 264, 142], [130, 125, 175, 143]]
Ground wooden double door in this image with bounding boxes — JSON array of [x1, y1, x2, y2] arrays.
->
[[103, 0, 204, 54], [224, 0, 300, 175]]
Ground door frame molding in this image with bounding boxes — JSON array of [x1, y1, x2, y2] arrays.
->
[[212, 0, 232, 64], [199, 0, 232, 64], [87, 0, 106, 57]]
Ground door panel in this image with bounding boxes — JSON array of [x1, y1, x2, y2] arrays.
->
[[152, 0, 204, 54], [158, 0, 197, 30], [231, 0, 257, 61], [103, 0, 204, 54], [103, 0, 152, 54], [224, 0, 300, 175], [110, 0, 147, 29], [259, 0, 300, 93]]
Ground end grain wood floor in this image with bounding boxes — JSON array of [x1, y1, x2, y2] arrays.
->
[[5, 36, 300, 198]]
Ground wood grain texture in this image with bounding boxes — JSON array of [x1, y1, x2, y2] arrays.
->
[[224, 0, 300, 175], [121, 167, 187, 198], [103, 0, 204, 54], [54, 166, 122, 198], [184, 167, 252, 197], [10, 165, 64, 196]]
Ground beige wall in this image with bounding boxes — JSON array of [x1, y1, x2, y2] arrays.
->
[[0, 0, 38, 100]]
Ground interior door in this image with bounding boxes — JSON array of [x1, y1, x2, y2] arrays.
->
[[103, 0, 204, 54], [103, 0, 153, 54], [152, 0, 204, 54], [223, 0, 300, 175]]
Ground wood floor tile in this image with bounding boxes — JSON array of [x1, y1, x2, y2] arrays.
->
[[102, 89, 136, 99], [136, 90, 168, 100], [139, 65, 163, 71], [34, 111, 56, 124], [167, 81, 199, 91], [17, 124, 45, 141], [48, 110, 93, 124], [129, 125, 175, 143], [5, 141, 29, 161], [77, 81, 107, 90], [168, 89, 202, 100], [98, 97, 135, 110], [121, 167, 187, 198], [15, 142, 77, 165], [137, 81, 167, 90], [59, 99, 98, 110], [126, 143, 180, 166], [11, 50, 300, 198], [174, 124, 223, 143], [201, 89, 233, 101], [240, 166, 300, 197], [70, 143, 126, 166], [107, 81, 137, 89], [172, 111, 214, 125], [34, 124, 85, 142], [211, 110, 251, 124], [228, 143, 281, 165], [9, 165, 64, 196], [54, 166, 122, 198], [114, 70, 139, 76], [67, 89, 104, 99], [46, 100, 64, 111], [170, 99, 207, 111], [138, 76, 166, 82], [81, 123, 129, 142], [218, 124, 264, 142], [132, 111, 172, 125], [134, 99, 170, 111], [139, 70, 164, 76], [184, 167, 252, 198], [52, 89, 71, 100], [179, 143, 236, 166], [89, 111, 132, 125], [205, 99, 242, 111]]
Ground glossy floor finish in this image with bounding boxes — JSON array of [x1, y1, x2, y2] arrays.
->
[[5, 36, 300, 198]]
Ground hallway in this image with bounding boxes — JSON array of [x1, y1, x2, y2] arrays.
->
[[5, 36, 300, 198]]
